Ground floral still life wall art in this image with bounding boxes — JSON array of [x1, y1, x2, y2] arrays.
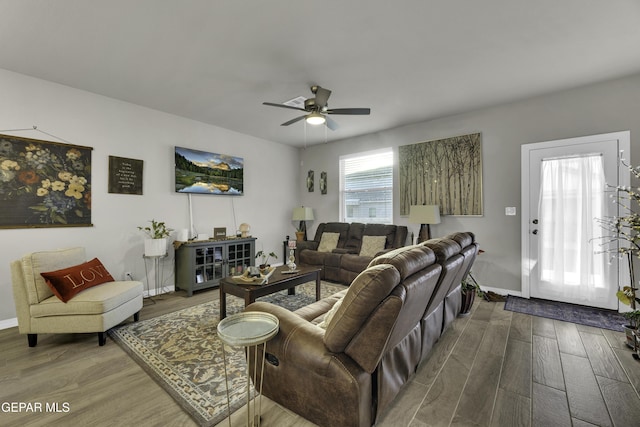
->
[[0, 134, 92, 228], [399, 133, 483, 216]]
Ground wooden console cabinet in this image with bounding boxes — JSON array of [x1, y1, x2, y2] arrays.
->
[[175, 237, 256, 296]]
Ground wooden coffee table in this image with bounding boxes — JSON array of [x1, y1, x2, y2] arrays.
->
[[219, 265, 322, 319]]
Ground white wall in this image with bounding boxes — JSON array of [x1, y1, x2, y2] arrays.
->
[[0, 69, 299, 323], [4, 68, 638, 323], [299, 73, 640, 294]]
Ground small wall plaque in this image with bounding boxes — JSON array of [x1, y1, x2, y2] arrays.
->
[[213, 227, 227, 239], [307, 170, 314, 192], [108, 156, 143, 195]]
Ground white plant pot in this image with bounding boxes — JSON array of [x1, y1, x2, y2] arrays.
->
[[144, 238, 167, 257]]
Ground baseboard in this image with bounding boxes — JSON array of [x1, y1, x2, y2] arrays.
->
[[0, 317, 18, 330], [0, 284, 516, 330], [480, 285, 521, 298]]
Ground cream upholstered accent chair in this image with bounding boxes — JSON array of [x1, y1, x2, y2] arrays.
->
[[11, 247, 143, 347]]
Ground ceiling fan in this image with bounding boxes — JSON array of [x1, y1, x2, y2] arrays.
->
[[262, 85, 370, 130]]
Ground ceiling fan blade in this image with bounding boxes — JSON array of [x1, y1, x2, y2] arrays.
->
[[325, 116, 339, 131], [314, 86, 331, 109], [281, 115, 306, 126], [263, 102, 307, 112], [326, 108, 371, 115]]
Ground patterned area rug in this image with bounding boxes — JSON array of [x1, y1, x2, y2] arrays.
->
[[108, 281, 345, 427], [504, 296, 626, 332]]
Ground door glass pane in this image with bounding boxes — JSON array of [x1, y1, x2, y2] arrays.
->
[[195, 266, 204, 283], [214, 247, 223, 262], [538, 154, 609, 300]]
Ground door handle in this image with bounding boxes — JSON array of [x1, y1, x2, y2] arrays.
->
[[532, 229, 538, 235], [532, 219, 538, 224]]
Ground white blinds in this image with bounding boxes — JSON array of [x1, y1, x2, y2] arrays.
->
[[339, 149, 393, 224]]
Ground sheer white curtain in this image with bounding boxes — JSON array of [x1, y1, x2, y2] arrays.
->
[[538, 154, 614, 306]]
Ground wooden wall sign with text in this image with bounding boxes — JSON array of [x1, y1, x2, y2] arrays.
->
[[108, 156, 143, 195]]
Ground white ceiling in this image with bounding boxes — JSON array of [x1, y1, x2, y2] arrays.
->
[[1, 0, 640, 147]]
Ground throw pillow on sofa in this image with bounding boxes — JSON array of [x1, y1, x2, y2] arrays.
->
[[318, 232, 340, 252], [318, 297, 344, 329], [359, 235, 387, 257]]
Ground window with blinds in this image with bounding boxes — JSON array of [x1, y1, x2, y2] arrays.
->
[[339, 149, 393, 224]]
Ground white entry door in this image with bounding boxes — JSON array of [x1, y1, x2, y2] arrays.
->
[[521, 131, 630, 309]]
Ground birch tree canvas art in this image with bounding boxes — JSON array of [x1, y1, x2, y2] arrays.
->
[[399, 133, 483, 216]]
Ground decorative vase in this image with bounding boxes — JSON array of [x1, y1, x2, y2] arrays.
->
[[295, 231, 305, 242], [144, 238, 167, 257], [287, 248, 297, 271], [460, 289, 476, 316]]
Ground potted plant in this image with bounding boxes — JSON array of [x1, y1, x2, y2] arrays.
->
[[622, 310, 640, 348], [460, 275, 483, 315], [595, 157, 640, 352], [255, 250, 277, 271], [619, 289, 640, 349], [138, 219, 173, 256]]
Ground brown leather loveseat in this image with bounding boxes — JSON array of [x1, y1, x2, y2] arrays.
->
[[297, 222, 408, 284], [246, 232, 479, 427]]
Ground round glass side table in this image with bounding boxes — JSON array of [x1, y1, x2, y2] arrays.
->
[[217, 311, 279, 427]]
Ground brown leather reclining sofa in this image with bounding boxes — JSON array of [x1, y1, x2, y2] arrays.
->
[[297, 222, 409, 285], [246, 232, 479, 427]]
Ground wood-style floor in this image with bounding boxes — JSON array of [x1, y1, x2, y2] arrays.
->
[[1, 288, 639, 427]]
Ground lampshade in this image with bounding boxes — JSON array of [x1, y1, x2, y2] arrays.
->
[[305, 112, 326, 125], [409, 205, 441, 225], [292, 206, 315, 221]]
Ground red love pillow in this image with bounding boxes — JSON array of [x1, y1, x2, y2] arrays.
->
[[41, 258, 115, 303]]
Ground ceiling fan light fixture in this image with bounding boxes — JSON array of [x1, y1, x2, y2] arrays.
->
[[264, 85, 369, 130], [305, 112, 326, 125]]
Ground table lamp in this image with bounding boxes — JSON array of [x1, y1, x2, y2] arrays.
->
[[239, 223, 250, 238], [292, 206, 314, 241], [409, 205, 441, 243]]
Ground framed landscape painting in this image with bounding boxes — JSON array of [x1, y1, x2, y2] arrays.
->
[[399, 133, 483, 216], [0, 133, 92, 228], [175, 146, 244, 195]]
